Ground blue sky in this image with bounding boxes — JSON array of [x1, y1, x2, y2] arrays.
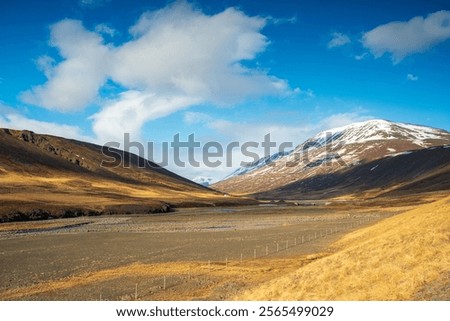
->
[[1, 0, 450, 180]]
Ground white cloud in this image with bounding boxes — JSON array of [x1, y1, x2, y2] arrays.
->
[[293, 87, 314, 98], [184, 111, 212, 125], [407, 73, 419, 81], [22, 1, 292, 142], [362, 10, 450, 63], [268, 16, 297, 25], [91, 91, 199, 142], [21, 20, 110, 111], [354, 53, 368, 61], [318, 112, 373, 130], [0, 102, 17, 115], [35, 55, 56, 78], [328, 32, 351, 48], [111, 2, 286, 103], [94, 23, 116, 37], [0, 112, 90, 142]]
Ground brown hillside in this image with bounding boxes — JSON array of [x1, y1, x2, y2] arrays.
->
[[0, 129, 252, 221]]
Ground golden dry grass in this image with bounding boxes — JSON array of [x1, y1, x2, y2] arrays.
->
[[237, 196, 450, 300], [0, 262, 197, 300], [0, 255, 325, 300], [0, 172, 231, 209]]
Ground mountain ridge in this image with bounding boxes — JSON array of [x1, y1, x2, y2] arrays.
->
[[213, 119, 450, 198], [0, 128, 253, 222]]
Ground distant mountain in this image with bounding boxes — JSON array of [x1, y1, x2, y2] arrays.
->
[[192, 176, 214, 187], [213, 119, 450, 198], [0, 129, 251, 222], [223, 150, 291, 179], [254, 145, 450, 200]]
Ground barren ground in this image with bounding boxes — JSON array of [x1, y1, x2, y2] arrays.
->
[[0, 203, 404, 300]]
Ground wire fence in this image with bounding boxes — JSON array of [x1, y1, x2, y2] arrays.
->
[[99, 216, 377, 300]]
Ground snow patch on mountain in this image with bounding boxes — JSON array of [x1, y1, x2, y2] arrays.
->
[[296, 119, 446, 152], [223, 150, 291, 179], [219, 119, 450, 184]]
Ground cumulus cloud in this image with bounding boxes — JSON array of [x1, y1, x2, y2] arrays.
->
[[111, 2, 286, 103], [35, 55, 56, 78], [362, 10, 450, 63], [22, 1, 291, 142], [21, 20, 110, 111], [91, 91, 200, 142], [328, 32, 351, 48]]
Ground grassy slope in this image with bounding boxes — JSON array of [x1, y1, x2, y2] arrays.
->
[[237, 196, 450, 300], [0, 129, 254, 219], [0, 172, 254, 220]]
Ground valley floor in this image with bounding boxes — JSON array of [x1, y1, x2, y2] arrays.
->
[[0, 198, 447, 301]]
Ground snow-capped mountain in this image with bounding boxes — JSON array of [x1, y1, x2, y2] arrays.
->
[[213, 119, 450, 196], [223, 150, 291, 179], [298, 119, 446, 150]]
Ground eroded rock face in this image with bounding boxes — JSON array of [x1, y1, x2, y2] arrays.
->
[[5, 129, 90, 170]]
